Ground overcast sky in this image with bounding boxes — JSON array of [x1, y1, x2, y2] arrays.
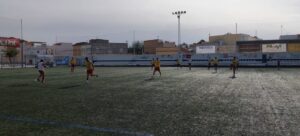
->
[[0, 0, 299, 45]]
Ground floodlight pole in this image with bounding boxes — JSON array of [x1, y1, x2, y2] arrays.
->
[[172, 11, 186, 46], [178, 15, 181, 46]]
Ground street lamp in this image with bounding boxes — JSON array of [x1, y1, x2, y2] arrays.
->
[[172, 11, 186, 46]]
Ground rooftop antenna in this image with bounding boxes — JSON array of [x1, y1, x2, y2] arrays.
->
[[281, 25, 283, 35], [255, 30, 258, 37], [235, 23, 238, 34]]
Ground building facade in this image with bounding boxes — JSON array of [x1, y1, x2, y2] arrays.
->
[[237, 39, 300, 53], [280, 34, 300, 40], [0, 37, 54, 65], [144, 39, 178, 55], [144, 39, 164, 54], [89, 39, 128, 55], [52, 42, 73, 56], [73, 42, 90, 57], [208, 33, 259, 53], [81, 45, 92, 57], [156, 47, 179, 55], [109, 43, 128, 54]]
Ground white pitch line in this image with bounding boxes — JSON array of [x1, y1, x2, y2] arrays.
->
[[0, 114, 153, 136]]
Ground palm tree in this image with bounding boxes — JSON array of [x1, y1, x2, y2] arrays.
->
[[4, 48, 18, 66]]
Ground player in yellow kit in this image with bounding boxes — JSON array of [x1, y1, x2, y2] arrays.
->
[[176, 59, 181, 69], [153, 58, 161, 77], [85, 57, 98, 83], [231, 56, 239, 78], [213, 57, 219, 73], [151, 58, 155, 70], [70, 57, 76, 73]]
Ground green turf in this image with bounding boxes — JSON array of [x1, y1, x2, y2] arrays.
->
[[0, 67, 299, 136]]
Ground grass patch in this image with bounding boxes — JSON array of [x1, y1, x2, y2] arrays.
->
[[0, 67, 299, 136]]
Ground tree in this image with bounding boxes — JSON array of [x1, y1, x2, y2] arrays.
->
[[4, 48, 18, 65], [197, 39, 206, 44], [128, 41, 144, 54]]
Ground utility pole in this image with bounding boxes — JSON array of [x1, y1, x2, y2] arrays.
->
[[235, 23, 238, 53], [281, 25, 283, 35], [21, 19, 24, 68], [172, 11, 186, 46], [133, 31, 136, 55]]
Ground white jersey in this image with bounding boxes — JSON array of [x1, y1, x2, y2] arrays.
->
[[38, 62, 45, 71]]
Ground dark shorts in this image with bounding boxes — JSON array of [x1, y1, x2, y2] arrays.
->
[[232, 66, 237, 71], [38, 70, 44, 75], [177, 64, 180, 67], [151, 64, 155, 67], [154, 67, 160, 71], [188, 63, 191, 66], [71, 64, 75, 67], [87, 69, 93, 75]]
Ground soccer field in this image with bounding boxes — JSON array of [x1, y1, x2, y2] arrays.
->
[[0, 67, 299, 136]]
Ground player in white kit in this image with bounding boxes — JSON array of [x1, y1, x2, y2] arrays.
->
[[36, 60, 46, 84]]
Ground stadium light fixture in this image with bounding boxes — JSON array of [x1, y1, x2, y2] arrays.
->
[[172, 10, 186, 46]]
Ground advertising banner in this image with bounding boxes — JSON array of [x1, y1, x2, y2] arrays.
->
[[196, 46, 216, 54], [0, 38, 20, 47], [262, 43, 286, 53]]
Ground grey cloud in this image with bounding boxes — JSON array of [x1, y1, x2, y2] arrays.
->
[[0, 0, 299, 44]]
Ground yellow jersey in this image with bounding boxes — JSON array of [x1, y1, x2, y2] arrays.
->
[[70, 59, 76, 65], [232, 59, 239, 66], [154, 60, 160, 68], [213, 59, 219, 65], [85, 61, 93, 70]]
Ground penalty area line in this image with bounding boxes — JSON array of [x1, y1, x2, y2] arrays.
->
[[0, 114, 153, 136]]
